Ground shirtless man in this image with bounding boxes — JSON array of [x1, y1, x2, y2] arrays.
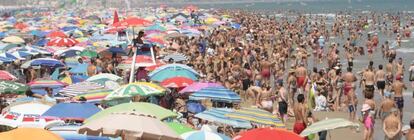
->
[[260, 59, 273, 85], [386, 59, 394, 89], [406, 120, 414, 140], [379, 92, 396, 120], [343, 67, 357, 98], [376, 65, 387, 98], [295, 63, 308, 94], [363, 65, 376, 94], [256, 85, 274, 113], [383, 109, 401, 140], [391, 75, 407, 120], [293, 94, 308, 135], [366, 35, 374, 61], [396, 58, 405, 78]]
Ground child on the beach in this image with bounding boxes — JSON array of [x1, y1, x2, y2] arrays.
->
[[347, 88, 357, 121]]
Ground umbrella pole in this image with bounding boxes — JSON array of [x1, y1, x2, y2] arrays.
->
[[129, 27, 137, 83]]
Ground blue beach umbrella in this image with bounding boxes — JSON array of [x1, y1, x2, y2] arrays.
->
[[42, 103, 101, 120], [195, 108, 252, 128], [190, 87, 241, 103], [149, 64, 199, 82]]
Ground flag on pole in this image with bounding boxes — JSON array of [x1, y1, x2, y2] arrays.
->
[[113, 10, 119, 24]]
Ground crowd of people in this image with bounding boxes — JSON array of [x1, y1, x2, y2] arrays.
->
[[0, 6, 414, 140]]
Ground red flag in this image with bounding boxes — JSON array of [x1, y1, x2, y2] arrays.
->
[[113, 10, 119, 24]]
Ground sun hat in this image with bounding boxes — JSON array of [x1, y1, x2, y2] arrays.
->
[[361, 104, 371, 112]]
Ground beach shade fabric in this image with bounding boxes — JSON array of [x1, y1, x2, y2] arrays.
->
[[0, 103, 63, 128], [163, 53, 188, 62], [105, 82, 166, 100], [42, 103, 101, 121], [78, 112, 182, 140], [49, 125, 112, 140], [186, 102, 206, 114], [233, 128, 304, 140], [117, 55, 164, 70], [181, 130, 231, 140], [47, 37, 79, 47], [165, 122, 193, 135], [2, 36, 25, 44], [300, 118, 360, 137], [0, 70, 17, 80], [21, 58, 65, 68], [86, 73, 122, 82], [179, 82, 223, 93], [85, 102, 177, 123], [149, 64, 199, 82], [0, 128, 64, 140], [189, 87, 241, 103], [0, 80, 29, 94], [80, 50, 98, 58], [47, 31, 67, 38], [194, 108, 252, 129], [29, 80, 67, 95], [225, 107, 285, 128], [161, 77, 194, 88], [59, 81, 105, 97], [113, 17, 152, 27]]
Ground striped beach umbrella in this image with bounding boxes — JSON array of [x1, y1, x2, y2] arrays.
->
[[21, 58, 65, 68], [195, 108, 252, 129], [162, 53, 188, 62], [59, 81, 105, 97], [234, 128, 303, 140], [189, 87, 241, 103], [105, 82, 166, 100], [0, 80, 28, 94], [28, 80, 67, 95], [0, 103, 63, 128], [179, 82, 223, 93], [300, 118, 360, 137], [225, 107, 285, 128], [181, 130, 230, 140], [47, 37, 79, 47], [160, 76, 194, 88], [149, 64, 199, 82]]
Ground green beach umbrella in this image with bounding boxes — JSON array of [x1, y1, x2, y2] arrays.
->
[[165, 122, 193, 135], [84, 102, 177, 123], [80, 50, 98, 58], [0, 80, 29, 94], [105, 82, 166, 100]]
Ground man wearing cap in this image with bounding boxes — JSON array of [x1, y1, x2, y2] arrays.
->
[[391, 75, 407, 120], [383, 108, 401, 140], [379, 91, 396, 120]]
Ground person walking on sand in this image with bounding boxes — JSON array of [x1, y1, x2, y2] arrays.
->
[[362, 104, 375, 140], [376, 64, 386, 99], [293, 94, 308, 137], [379, 92, 396, 120], [391, 75, 407, 120], [295, 62, 308, 94], [383, 108, 401, 140]]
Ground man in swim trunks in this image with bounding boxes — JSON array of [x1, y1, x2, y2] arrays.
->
[[343, 67, 357, 96], [376, 65, 387, 99], [363, 65, 376, 94], [383, 108, 401, 140], [293, 94, 308, 138], [386, 59, 394, 89], [391, 75, 407, 120], [379, 92, 396, 121], [295, 62, 308, 94]]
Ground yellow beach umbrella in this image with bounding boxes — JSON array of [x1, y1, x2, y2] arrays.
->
[[2, 36, 25, 44]]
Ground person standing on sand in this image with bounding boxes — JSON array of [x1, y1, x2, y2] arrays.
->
[[295, 62, 308, 94], [343, 67, 357, 99], [406, 120, 414, 140], [386, 59, 395, 89], [408, 61, 414, 102], [293, 94, 308, 137], [362, 104, 375, 140], [276, 81, 288, 123], [383, 109, 401, 140], [391, 75, 407, 120], [379, 92, 396, 120], [396, 58, 405, 78], [375, 64, 386, 99], [363, 65, 375, 94]]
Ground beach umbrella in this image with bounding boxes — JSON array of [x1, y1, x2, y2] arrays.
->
[[0, 57, 14, 65], [117, 55, 164, 70], [47, 37, 79, 47], [165, 32, 186, 38], [149, 64, 199, 82], [113, 17, 152, 27], [54, 46, 84, 57], [300, 118, 360, 137], [10, 51, 31, 59], [181, 130, 230, 140], [28, 80, 67, 95], [31, 30, 47, 37], [79, 49, 98, 58], [78, 112, 181, 140], [195, 108, 252, 129], [165, 122, 193, 135], [86, 73, 122, 82], [145, 24, 167, 32], [163, 53, 188, 62], [59, 81, 105, 97], [145, 37, 166, 47], [42, 103, 101, 121], [225, 107, 285, 128], [0, 52, 18, 60], [105, 82, 166, 100], [47, 31, 67, 38], [179, 82, 223, 94], [0, 80, 28, 94], [161, 77, 194, 88], [0, 103, 63, 128], [87, 78, 121, 90], [21, 58, 65, 68], [85, 102, 177, 123], [0, 43, 18, 52], [0, 70, 17, 81], [186, 102, 205, 114], [234, 128, 303, 140], [0, 128, 63, 140], [189, 87, 241, 103], [2, 36, 25, 44], [49, 125, 112, 140]]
